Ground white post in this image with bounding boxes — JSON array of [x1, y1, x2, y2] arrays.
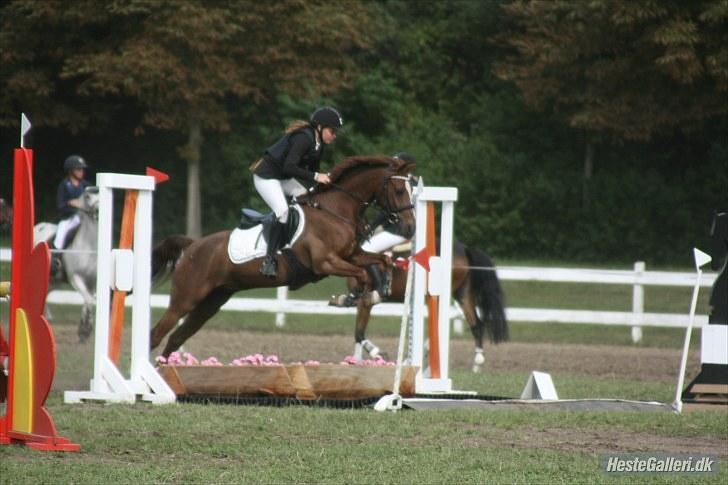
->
[[409, 182, 457, 394], [275, 286, 288, 328], [631, 261, 644, 344], [65, 173, 175, 405], [673, 248, 712, 413]]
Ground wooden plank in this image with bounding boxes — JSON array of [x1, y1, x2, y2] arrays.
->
[[683, 402, 728, 413], [157, 365, 418, 400], [158, 365, 296, 397], [693, 395, 728, 404], [301, 365, 417, 399], [691, 384, 728, 395], [285, 364, 316, 400]]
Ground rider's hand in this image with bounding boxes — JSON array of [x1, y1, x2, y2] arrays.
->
[[315, 173, 331, 184], [68, 198, 82, 208]]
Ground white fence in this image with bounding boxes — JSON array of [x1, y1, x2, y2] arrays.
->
[[4, 245, 713, 343]]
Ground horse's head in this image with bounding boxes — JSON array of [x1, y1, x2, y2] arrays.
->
[[80, 187, 100, 219], [316, 155, 417, 240], [375, 157, 417, 240]]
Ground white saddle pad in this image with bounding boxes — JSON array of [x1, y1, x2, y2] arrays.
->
[[227, 205, 306, 264]]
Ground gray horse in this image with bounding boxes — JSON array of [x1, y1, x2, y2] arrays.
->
[[34, 187, 99, 341]]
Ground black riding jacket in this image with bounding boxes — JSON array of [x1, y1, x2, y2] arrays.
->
[[56, 178, 90, 219], [254, 126, 323, 182]]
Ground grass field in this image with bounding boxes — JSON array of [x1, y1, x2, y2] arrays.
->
[[1, 262, 726, 484]]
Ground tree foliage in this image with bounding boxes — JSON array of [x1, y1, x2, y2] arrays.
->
[[1, 0, 375, 236], [495, 0, 728, 140], [0, 0, 725, 265]]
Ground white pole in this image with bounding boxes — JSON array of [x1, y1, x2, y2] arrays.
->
[[374, 257, 414, 412], [275, 286, 288, 328], [673, 248, 712, 413], [631, 261, 645, 344]]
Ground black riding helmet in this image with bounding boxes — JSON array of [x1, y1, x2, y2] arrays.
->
[[392, 152, 417, 164], [64, 155, 88, 173], [310, 107, 344, 132]]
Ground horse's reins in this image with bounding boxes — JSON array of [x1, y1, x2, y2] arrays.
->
[[304, 174, 414, 240]]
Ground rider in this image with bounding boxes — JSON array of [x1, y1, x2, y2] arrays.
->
[[51, 155, 90, 276], [251, 106, 343, 278]]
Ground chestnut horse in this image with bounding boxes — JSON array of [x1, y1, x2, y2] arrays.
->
[[150, 155, 416, 357], [347, 240, 508, 372]]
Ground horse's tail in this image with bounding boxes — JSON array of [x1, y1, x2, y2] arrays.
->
[[152, 235, 194, 285], [464, 245, 509, 343]]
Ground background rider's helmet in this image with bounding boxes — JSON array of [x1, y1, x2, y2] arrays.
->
[[63, 155, 88, 173], [392, 152, 417, 164], [310, 107, 344, 132]]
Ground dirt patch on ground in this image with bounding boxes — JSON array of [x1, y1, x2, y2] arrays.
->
[[51, 325, 700, 385], [166, 329, 699, 384]]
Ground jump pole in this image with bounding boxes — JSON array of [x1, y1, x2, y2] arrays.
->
[[408, 180, 458, 393], [64, 172, 175, 405]]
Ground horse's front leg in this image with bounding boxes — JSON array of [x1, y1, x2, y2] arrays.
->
[[69, 272, 96, 343], [348, 250, 392, 269]]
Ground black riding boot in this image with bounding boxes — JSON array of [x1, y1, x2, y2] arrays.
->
[[260, 220, 285, 278], [366, 264, 390, 298]]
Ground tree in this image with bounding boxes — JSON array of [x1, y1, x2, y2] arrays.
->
[[495, 0, 728, 206], [495, 0, 728, 140], [1, 0, 375, 236]]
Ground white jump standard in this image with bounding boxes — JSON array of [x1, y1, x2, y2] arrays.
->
[[408, 182, 458, 394], [65, 173, 175, 404]]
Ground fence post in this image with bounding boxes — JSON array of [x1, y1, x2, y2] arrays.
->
[[275, 286, 288, 328], [632, 261, 645, 343]]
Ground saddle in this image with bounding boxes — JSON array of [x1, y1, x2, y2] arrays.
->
[[238, 207, 300, 248]]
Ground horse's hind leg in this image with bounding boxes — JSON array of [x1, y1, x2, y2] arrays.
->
[[161, 287, 234, 357], [353, 299, 382, 360], [455, 280, 485, 373]]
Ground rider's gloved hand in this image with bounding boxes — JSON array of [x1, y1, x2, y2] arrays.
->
[[314, 173, 331, 184]]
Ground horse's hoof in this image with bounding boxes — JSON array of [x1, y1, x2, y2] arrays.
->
[[362, 290, 381, 306], [78, 324, 92, 343], [472, 364, 482, 373], [328, 293, 357, 307]]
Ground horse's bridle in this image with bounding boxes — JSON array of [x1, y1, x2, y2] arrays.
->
[[305, 173, 415, 241]]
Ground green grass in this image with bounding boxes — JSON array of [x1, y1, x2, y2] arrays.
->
[[1, 259, 725, 484], [1, 397, 725, 484]]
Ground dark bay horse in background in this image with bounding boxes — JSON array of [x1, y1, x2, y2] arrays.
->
[[150, 155, 416, 357], [347, 240, 508, 372]]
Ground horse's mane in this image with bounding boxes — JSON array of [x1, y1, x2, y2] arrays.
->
[[329, 155, 395, 184], [304, 155, 406, 198]]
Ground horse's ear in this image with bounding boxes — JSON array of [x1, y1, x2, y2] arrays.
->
[[399, 162, 416, 175]]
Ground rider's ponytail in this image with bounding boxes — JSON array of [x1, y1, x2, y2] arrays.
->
[[284, 120, 310, 134]]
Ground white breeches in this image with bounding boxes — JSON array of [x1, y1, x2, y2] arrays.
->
[[54, 214, 81, 249], [253, 175, 307, 223], [361, 230, 408, 253]]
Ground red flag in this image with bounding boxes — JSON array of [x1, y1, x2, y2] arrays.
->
[[146, 166, 170, 185], [413, 247, 432, 272]]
